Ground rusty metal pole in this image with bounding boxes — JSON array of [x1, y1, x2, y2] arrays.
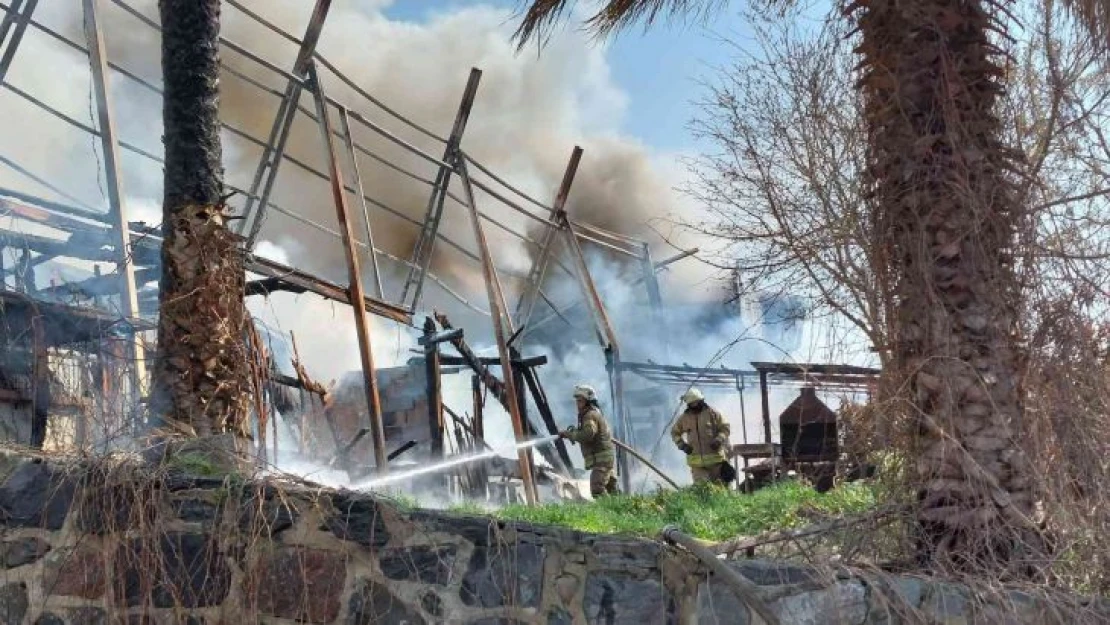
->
[[456, 157, 538, 505], [338, 107, 385, 299], [308, 62, 388, 473], [83, 0, 146, 403], [560, 216, 633, 491]]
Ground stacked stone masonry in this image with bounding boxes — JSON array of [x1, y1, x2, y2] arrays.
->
[[0, 449, 1105, 624]]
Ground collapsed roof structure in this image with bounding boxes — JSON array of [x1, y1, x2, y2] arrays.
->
[[0, 0, 702, 501], [0, 0, 878, 502]]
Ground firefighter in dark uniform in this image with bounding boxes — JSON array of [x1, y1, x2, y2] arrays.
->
[[559, 384, 619, 498]]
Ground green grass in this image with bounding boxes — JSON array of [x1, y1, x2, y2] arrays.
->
[[166, 452, 224, 477], [453, 480, 879, 542]]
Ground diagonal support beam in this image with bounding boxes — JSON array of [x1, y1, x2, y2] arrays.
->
[[560, 215, 632, 491], [83, 0, 146, 398], [455, 157, 538, 504], [434, 312, 569, 476], [307, 60, 389, 474], [0, 0, 25, 49], [514, 146, 583, 337], [0, 0, 36, 85], [241, 0, 332, 249], [337, 106, 384, 299], [400, 68, 482, 312]]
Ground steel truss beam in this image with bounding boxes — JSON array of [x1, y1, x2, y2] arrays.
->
[[399, 68, 482, 312], [241, 0, 332, 249], [514, 146, 582, 335], [0, 0, 35, 85], [82, 0, 146, 401]]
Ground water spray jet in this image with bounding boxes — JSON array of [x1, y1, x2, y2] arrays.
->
[[351, 434, 560, 492]]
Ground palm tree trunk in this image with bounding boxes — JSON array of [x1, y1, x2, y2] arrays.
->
[[851, 0, 1037, 572], [152, 0, 250, 441]]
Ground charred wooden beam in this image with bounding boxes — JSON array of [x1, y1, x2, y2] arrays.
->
[[418, 328, 464, 350], [443, 404, 492, 452], [471, 374, 484, 440], [435, 312, 568, 477], [387, 439, 418, 461], [521, 365, 573, 471], [37, 266, 159, 298], [439, 354, 548, 368], [246, 255, 411, 325], [434, 312, 508, 407], [245, 277, 306, 297], [423, 317, 445, 459]]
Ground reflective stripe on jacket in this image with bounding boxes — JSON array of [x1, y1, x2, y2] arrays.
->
[[671, 404, 730, 468], [567, 406, 615, 468]]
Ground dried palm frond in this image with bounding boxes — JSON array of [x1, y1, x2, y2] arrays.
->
[[512, 0, 730, 49]]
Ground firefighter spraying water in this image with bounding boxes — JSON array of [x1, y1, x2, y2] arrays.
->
[[558, 384, 620, 498]]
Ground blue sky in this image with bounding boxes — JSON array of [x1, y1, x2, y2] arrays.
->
[[384, 1, 754, 153]]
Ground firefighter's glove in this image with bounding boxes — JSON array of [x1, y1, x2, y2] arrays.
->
[[559, 427, 575, 440], [677, 441, 694, 455]]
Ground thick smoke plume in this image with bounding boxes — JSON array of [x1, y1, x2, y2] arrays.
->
[[91, 0, 699, 298], [0, 1, 707, 380]]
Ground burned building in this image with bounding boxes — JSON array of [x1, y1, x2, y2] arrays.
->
[[314, 364, 433, 471], [0, 0, 708, 505], [0, 290, 147, 451]]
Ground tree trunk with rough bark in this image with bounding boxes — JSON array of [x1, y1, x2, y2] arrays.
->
[[850, 0, 1038, 573], [151, 0, 251, 442]]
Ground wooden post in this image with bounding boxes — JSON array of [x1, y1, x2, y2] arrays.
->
[[759, 370, 772, 445], [308, 62, 388, 473], [338, 107, 384, 299], [423, 316, 445, 459], [472, 375, 484, 439], [27, 308, 48, 449]]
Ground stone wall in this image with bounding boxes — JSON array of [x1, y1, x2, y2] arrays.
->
[[0, 449, 1104, 625]]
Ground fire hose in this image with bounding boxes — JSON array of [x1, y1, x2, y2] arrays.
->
[[611, 438, 680, 490], [661, 525, 781, 625]]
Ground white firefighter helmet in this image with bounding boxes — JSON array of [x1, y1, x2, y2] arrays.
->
[[681, 388, 705, 405], [572, 384, 597, 401]]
